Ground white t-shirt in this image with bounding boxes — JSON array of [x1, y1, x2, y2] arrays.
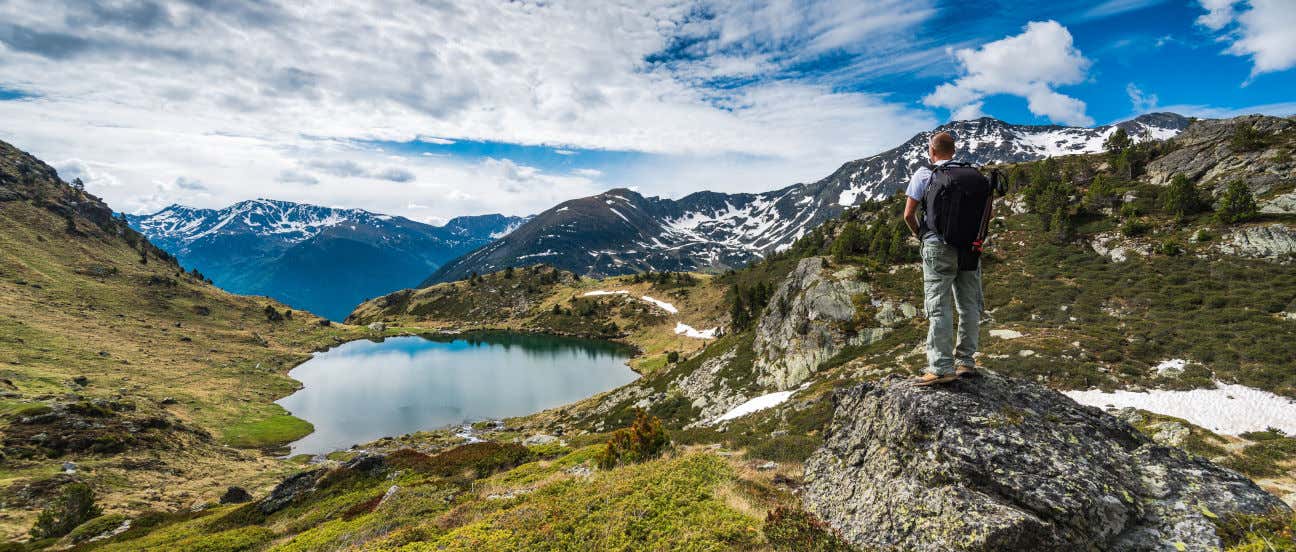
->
[[906, 159, 954, 242]]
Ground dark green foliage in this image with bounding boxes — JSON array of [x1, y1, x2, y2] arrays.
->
[[1217, 180, 1258, 224], [1104, 127, 1132, 154], [729, 281, 773, 331], [597, 409, 669, 469], [503, 266, 514, 279], [830, 222, 864, 262], [744, 434, 821, 463], [1163, 174, 1206, 220], [763, 506, 854, 552], [1049, 207, 1073, 244], [1221, 435, 1296, 477], [1230, 123, 1268, 152], [1120, 218, 1151, 237], [666, 350, 680, 363], [1083, 174, 1119, 211], [29, 483, 102, 539], [264, 305, 284, 322]]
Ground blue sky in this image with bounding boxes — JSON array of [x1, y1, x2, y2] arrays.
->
[[0, 0, 1292, 223]]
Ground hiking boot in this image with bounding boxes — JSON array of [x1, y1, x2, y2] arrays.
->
[[914, 373, 958, 387], [955, 365, 981, 378]]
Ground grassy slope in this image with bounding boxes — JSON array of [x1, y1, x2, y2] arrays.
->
[[350, 269, 730, 373], [0, 167, 365, 540]]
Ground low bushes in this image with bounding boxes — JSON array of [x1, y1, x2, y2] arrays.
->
[[597, 409, 670, 469]]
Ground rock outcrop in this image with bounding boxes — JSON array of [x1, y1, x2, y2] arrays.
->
[[753, 257, 915, 390], [804, 373, 1288, 551], [1216, 223, 1296, 263], [1146, 115, 1294, 196]]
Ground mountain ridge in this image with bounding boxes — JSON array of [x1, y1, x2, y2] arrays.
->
[[424, 113, 1190, 284], [127, 199, 530, 319]]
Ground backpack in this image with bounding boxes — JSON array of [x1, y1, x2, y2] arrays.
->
[[920, 162, 992, 269]]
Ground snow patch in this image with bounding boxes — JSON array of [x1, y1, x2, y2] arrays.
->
[[582, 290, 628, 297], [640, 295, 678, 314], [713, 385, 807, 423], [674, 322, 717, 339], [1064, 382, 1296, 435]]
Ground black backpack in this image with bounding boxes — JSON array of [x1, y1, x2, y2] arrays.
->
[[920, 162, 992, 267]]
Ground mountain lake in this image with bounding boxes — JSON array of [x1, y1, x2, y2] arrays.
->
[[277, 332, 636, 455]]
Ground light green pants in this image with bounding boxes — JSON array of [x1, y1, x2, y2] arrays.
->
[[921, 240, 983, 375]]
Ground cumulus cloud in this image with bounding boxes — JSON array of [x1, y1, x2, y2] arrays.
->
[[1126, 83, 1159, 113], [923, 21, 1093, 126], [1196, 0, 1296, 78]]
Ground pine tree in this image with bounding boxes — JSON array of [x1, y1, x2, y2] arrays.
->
[[832, 222, 863, 262], [503, 266, 514, 279], [1050, 207, 1073, 244], [887, 223, 906, 263], [1084, 174, 1117, 211], [70, 177, 85, 192], [1104, 127, 1132, 154], [1163, 173, 1204, 220], [1216, 180, 1258, 224], [730, 292, 748, 331]]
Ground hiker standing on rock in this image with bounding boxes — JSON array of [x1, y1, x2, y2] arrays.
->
[[902, 132, 993, 386]]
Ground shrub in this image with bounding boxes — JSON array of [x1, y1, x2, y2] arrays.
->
[[1217, 181, 1258, 224], [67, 513, 127, 543], [597, 409, 669, 469], [1215, 510, 1295, 551], [30, 483, 102, 539], [1158, 239, 1183, 256], [263, 305, 283, 322], [763, 506, 854, 552], [1104, 127, 1132, 154], [1120, 219, 1151, 237], [666, 351, 680, 364]]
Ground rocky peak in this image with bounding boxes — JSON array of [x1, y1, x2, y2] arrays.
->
[[804, 373, 1288, 551]]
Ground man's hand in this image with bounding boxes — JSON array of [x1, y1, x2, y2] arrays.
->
[[903, 197, 922, 238]]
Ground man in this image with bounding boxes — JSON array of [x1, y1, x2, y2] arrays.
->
[[902, 132, 989, 386]]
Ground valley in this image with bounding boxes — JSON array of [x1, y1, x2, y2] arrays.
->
[[127, 201, 528, 321], [3, 112, 1295, 550]]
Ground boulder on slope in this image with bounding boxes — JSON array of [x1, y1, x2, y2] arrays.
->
[[804, 373, 1288, 551]]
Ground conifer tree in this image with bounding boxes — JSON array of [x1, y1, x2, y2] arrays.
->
[[1163, 174, 1205, 220], [1216, 180, 1257, 224]]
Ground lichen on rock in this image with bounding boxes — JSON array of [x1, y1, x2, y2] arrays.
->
[[752, 257, 914, 390], [804, 373, 1289, 551]]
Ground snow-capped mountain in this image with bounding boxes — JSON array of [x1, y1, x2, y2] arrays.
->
[[127, 199, 529, 319], [425, 113, 1189, 284]]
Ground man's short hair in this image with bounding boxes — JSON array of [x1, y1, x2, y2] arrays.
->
[[931, 132, 956, 157]]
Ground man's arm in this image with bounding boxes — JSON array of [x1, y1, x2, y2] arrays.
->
[[903, 197, 921, 238]]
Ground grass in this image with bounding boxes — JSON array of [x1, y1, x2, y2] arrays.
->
[[220, 407, 315, 450], [0, 173, 366, 539]]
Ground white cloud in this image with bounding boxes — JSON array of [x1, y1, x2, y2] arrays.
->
[[0, 0, 939, 220], [1196, 0, 1296, 77], [1079, 0, 1169, 20], [1155, 100, 1296, 119], [553, 149, 577, 156], [923, 20, 1094, 126], [51, 158, 121, 192], [1126, 83, 1159, 113], [950, 102, 985, 121], [572, 168, 603, 177]]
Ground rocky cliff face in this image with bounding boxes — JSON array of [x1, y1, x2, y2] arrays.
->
[[805, 374, 1288, 551], [752, 257, 916, 390], [1147, 115, 1294, 199]]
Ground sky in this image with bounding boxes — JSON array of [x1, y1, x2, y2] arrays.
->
[[0, 0, 1293, 224]]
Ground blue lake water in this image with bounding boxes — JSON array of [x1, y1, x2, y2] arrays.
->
[[277, 332, 636, 455]]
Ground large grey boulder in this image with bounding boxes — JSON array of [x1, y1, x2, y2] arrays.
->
[[752, 257, 915, 390], [1216, 223, 1296, 263], [804, 373, 1288, 551]]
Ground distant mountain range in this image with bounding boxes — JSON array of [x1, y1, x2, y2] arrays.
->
[[425, 113, 1190, 284], [127, 199, 528, 319]]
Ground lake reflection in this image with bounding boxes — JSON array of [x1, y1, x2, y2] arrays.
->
[[277, 332, 636, 455]]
